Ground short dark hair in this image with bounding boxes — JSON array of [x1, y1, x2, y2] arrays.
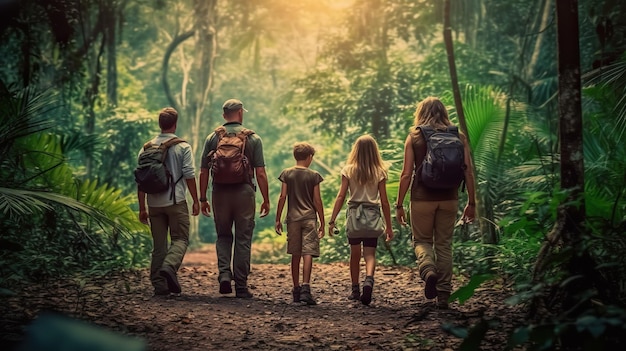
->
[[159, 107, 178, 130], [293, 142, 315, 161]]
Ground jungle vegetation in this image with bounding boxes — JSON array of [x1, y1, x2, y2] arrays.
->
[[1, 0, 625, 349]]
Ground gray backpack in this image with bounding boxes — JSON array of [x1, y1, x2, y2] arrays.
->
[[134, 138, 185, 199], [417, 126, 466, 190]]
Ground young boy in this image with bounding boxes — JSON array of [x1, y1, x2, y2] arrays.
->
[[275, 142, 326, 305]]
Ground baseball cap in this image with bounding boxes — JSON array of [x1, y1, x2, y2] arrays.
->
[[222, 99, 248, 112]]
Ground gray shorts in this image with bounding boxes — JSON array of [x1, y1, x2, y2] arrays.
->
[[286, 219, 320, 257]]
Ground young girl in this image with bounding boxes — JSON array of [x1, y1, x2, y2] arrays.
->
[[328, 135, 394, 305]]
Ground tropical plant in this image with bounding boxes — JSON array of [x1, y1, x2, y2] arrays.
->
[[0, 86, 149, 286]]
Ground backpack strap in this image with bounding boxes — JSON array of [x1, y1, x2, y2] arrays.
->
[[159, 137, 186, 162], [160, 137, 186, 204], [416, 125, 435, 140], [237, 128, 255, 156], [446, 126, 459, 136]]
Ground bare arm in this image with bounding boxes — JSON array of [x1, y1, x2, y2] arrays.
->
[[275, 183, 287, 235], [328, 175, 349, 235], [378, 179, 394, 241], [185, 177, 200, 216], [255, 166, 270, 217], [199, 168, 211, 217], [137, 189, 148, 225], [396, 134, 414, 225], [313, 184, 325, 238]]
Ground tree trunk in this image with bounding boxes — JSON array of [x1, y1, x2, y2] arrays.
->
[[532, 2, 594, 340], [526, 0, 553, 80], [104, 0, 117, 107], [444, 0, 494, 243]]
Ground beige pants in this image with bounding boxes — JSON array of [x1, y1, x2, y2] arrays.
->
[[410, 199, 458, 293]]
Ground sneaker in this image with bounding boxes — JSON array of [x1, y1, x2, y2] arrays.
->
[[235, 288, 253, 299], [348, 284, 360, 301], [292, 286, 301, 303], [424, 271, 438, 300], [219, 280, 233, 294], [361, 276, 374, 305], [300, 285, 317, 305], [159, 266, 181, 294]]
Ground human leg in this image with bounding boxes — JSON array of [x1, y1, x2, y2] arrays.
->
[[232, 185, 255, 295], [347, 240, 362, 300], [433, 199, 458, 301], [148, 206, 169, 294], [348, 243, 361, 285], [410, 201, 439, 299], [212, 189, 235, 290], [162, 202, 190, 270], [361, 243, 377, 305], [157, 202, 190, 294], [299, 219, 319, 285]]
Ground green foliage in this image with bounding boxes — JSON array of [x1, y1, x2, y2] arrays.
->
[[450, 274, 497, 305], [0, 87, 150, 287]]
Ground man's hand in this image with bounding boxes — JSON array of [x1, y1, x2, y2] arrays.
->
[[275, 221, 283, 235], [191, 201, 200, 216], [139, 210, 149, 225], [201, 201, 211, 217], [260, 201, 270, 218], [396, 207, 407, 226]]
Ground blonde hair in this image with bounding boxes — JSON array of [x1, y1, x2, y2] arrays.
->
[[413, 97, 451, 129], [345, 135, 387, 185]]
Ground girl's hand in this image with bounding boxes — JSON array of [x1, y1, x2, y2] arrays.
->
[[385, 227, 394, 242], [328, 223, 336, 237]]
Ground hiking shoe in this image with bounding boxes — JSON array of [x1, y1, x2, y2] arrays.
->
[[361, 276, 374, 305], [348, 284, 360, 301], [159, 266, 181, 294], [437, 292, 450, 309], [300, 285, 317, 305], [219, 280, 233, 294], [292, 286, 301, 303], [424, 271, 438, 300], [153, 289, 170, 297], [235, 288, 253, 299]]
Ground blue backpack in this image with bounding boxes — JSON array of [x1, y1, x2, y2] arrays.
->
[[417, 125, 466, 190]]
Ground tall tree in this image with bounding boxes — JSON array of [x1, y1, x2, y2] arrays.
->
[[161, 0, 218, 242]]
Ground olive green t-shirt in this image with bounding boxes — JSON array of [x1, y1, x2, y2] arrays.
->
[[278, 166, 323, 223]]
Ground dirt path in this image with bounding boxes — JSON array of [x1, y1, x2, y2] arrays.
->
[[1, 245, 523, 350]]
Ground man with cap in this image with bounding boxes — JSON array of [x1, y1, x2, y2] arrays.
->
[[199, 98, 270, 298]]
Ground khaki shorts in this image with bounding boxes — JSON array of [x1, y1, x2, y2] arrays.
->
[[286, 219, 320, 257]]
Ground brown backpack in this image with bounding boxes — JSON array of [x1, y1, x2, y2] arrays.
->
[[208, 127, 255, 185]]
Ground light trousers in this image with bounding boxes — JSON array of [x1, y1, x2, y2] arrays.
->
[[148, 201, 190, 292], [410, 199, 458, 293]]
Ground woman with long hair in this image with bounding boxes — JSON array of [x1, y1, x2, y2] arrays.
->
[[395, 97, 476, 309]]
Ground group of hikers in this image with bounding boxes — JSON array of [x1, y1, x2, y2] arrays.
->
[[135, 97, 476, 309]]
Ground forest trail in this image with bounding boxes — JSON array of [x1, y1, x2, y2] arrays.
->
[[1, 245, 523, 350]]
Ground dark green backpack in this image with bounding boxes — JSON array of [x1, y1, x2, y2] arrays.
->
[[134, 138, 185, 196], [417, 126, 466, 190]]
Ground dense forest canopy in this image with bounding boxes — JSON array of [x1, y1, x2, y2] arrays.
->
[[1, 0, 626, 348]]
